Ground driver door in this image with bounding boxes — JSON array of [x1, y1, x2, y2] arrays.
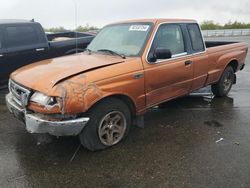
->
[[143, 23, 194, 107]]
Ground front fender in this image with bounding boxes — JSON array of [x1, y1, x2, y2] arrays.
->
[[52, 76, 144, 115]]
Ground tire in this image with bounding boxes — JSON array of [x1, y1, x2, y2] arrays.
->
[[79, 98, 131, 151], [211, 66, 235, 97]]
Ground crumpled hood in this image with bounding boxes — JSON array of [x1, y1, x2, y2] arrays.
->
[[11, 53, 124, 93]]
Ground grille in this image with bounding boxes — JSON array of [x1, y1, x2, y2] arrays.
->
[[9, 79, 31, 108]]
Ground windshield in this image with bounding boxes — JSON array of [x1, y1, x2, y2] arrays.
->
[[87, 23, 152, 57]]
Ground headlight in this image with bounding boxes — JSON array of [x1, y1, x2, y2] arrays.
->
[[30, 92, 57, 106]]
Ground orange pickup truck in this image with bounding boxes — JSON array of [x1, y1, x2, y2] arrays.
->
[[6, 19, 248, 151]]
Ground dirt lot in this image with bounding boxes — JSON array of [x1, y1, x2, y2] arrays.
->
[[1, 36, 250, 188]]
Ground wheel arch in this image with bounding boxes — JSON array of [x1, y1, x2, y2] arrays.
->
[[65, 48, 85, 55], [87, 94, 137, 117], [227, 59, 239, 73]]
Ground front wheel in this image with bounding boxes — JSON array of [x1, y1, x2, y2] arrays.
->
[[211, 66, 235, 97], [79, 98, 131, 151]]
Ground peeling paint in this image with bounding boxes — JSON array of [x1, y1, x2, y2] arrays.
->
[[55, 74, 103, 114]]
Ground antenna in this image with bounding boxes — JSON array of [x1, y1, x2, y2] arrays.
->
[[73, 0, 78, 54]]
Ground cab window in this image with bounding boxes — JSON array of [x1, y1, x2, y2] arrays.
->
[[187, 24, 205, 52], [149, 24, 186, 59], [5, 25, 39, 48]]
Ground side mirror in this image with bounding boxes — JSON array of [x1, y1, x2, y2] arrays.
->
[[148, 48, 172, 63], [154, 48, 172, 60]]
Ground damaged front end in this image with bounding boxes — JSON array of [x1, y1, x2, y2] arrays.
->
[[6, 79, 89, 136]]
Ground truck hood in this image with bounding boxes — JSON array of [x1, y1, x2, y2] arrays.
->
[[11, 53, 125, 93]]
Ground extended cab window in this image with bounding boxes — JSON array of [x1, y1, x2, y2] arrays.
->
[[149, 24, 186, 60], [5, 25, 39, 48], [187, 24, 205, 52]]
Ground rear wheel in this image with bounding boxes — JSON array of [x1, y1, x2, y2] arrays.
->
[[211, 66, 235, 97], [79, 98, 131, 151]]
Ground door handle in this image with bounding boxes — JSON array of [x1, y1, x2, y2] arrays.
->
[[36, 48, 45, 52], [0, 54, 3, 57], [134, 73, 144, 79], [185, 60, 192, 66]]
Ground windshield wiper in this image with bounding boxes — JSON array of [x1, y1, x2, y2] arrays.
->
[[97, 49, 126, 59]]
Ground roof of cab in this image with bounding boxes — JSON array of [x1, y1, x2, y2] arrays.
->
[[110, 18, 197, 25]]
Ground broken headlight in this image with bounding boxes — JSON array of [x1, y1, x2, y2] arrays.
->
[[30, 92, 60, 107]]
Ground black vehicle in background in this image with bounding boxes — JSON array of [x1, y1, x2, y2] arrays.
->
[[0, 19, 95, 85]]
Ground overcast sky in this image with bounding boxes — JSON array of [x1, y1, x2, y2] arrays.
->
[[1, 0, 249, 29]]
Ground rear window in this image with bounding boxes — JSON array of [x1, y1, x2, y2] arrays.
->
[[5, 25, 39, 48], [187, 24, 205, 52]]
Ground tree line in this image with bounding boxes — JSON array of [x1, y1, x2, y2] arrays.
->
[[200, 21, 250, 30], [44, 24, 99, 33]]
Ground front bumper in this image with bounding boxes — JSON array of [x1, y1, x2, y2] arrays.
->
[[6, 93, 89, 136]]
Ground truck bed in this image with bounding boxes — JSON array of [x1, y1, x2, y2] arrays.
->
[[49, 36, 94, 52], [47, 31, 95, 56], [46, 31, 94, 41], [205, 41, 238, 48]]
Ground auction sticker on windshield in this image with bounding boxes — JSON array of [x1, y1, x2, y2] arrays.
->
[[129, 25, 149, 31]]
